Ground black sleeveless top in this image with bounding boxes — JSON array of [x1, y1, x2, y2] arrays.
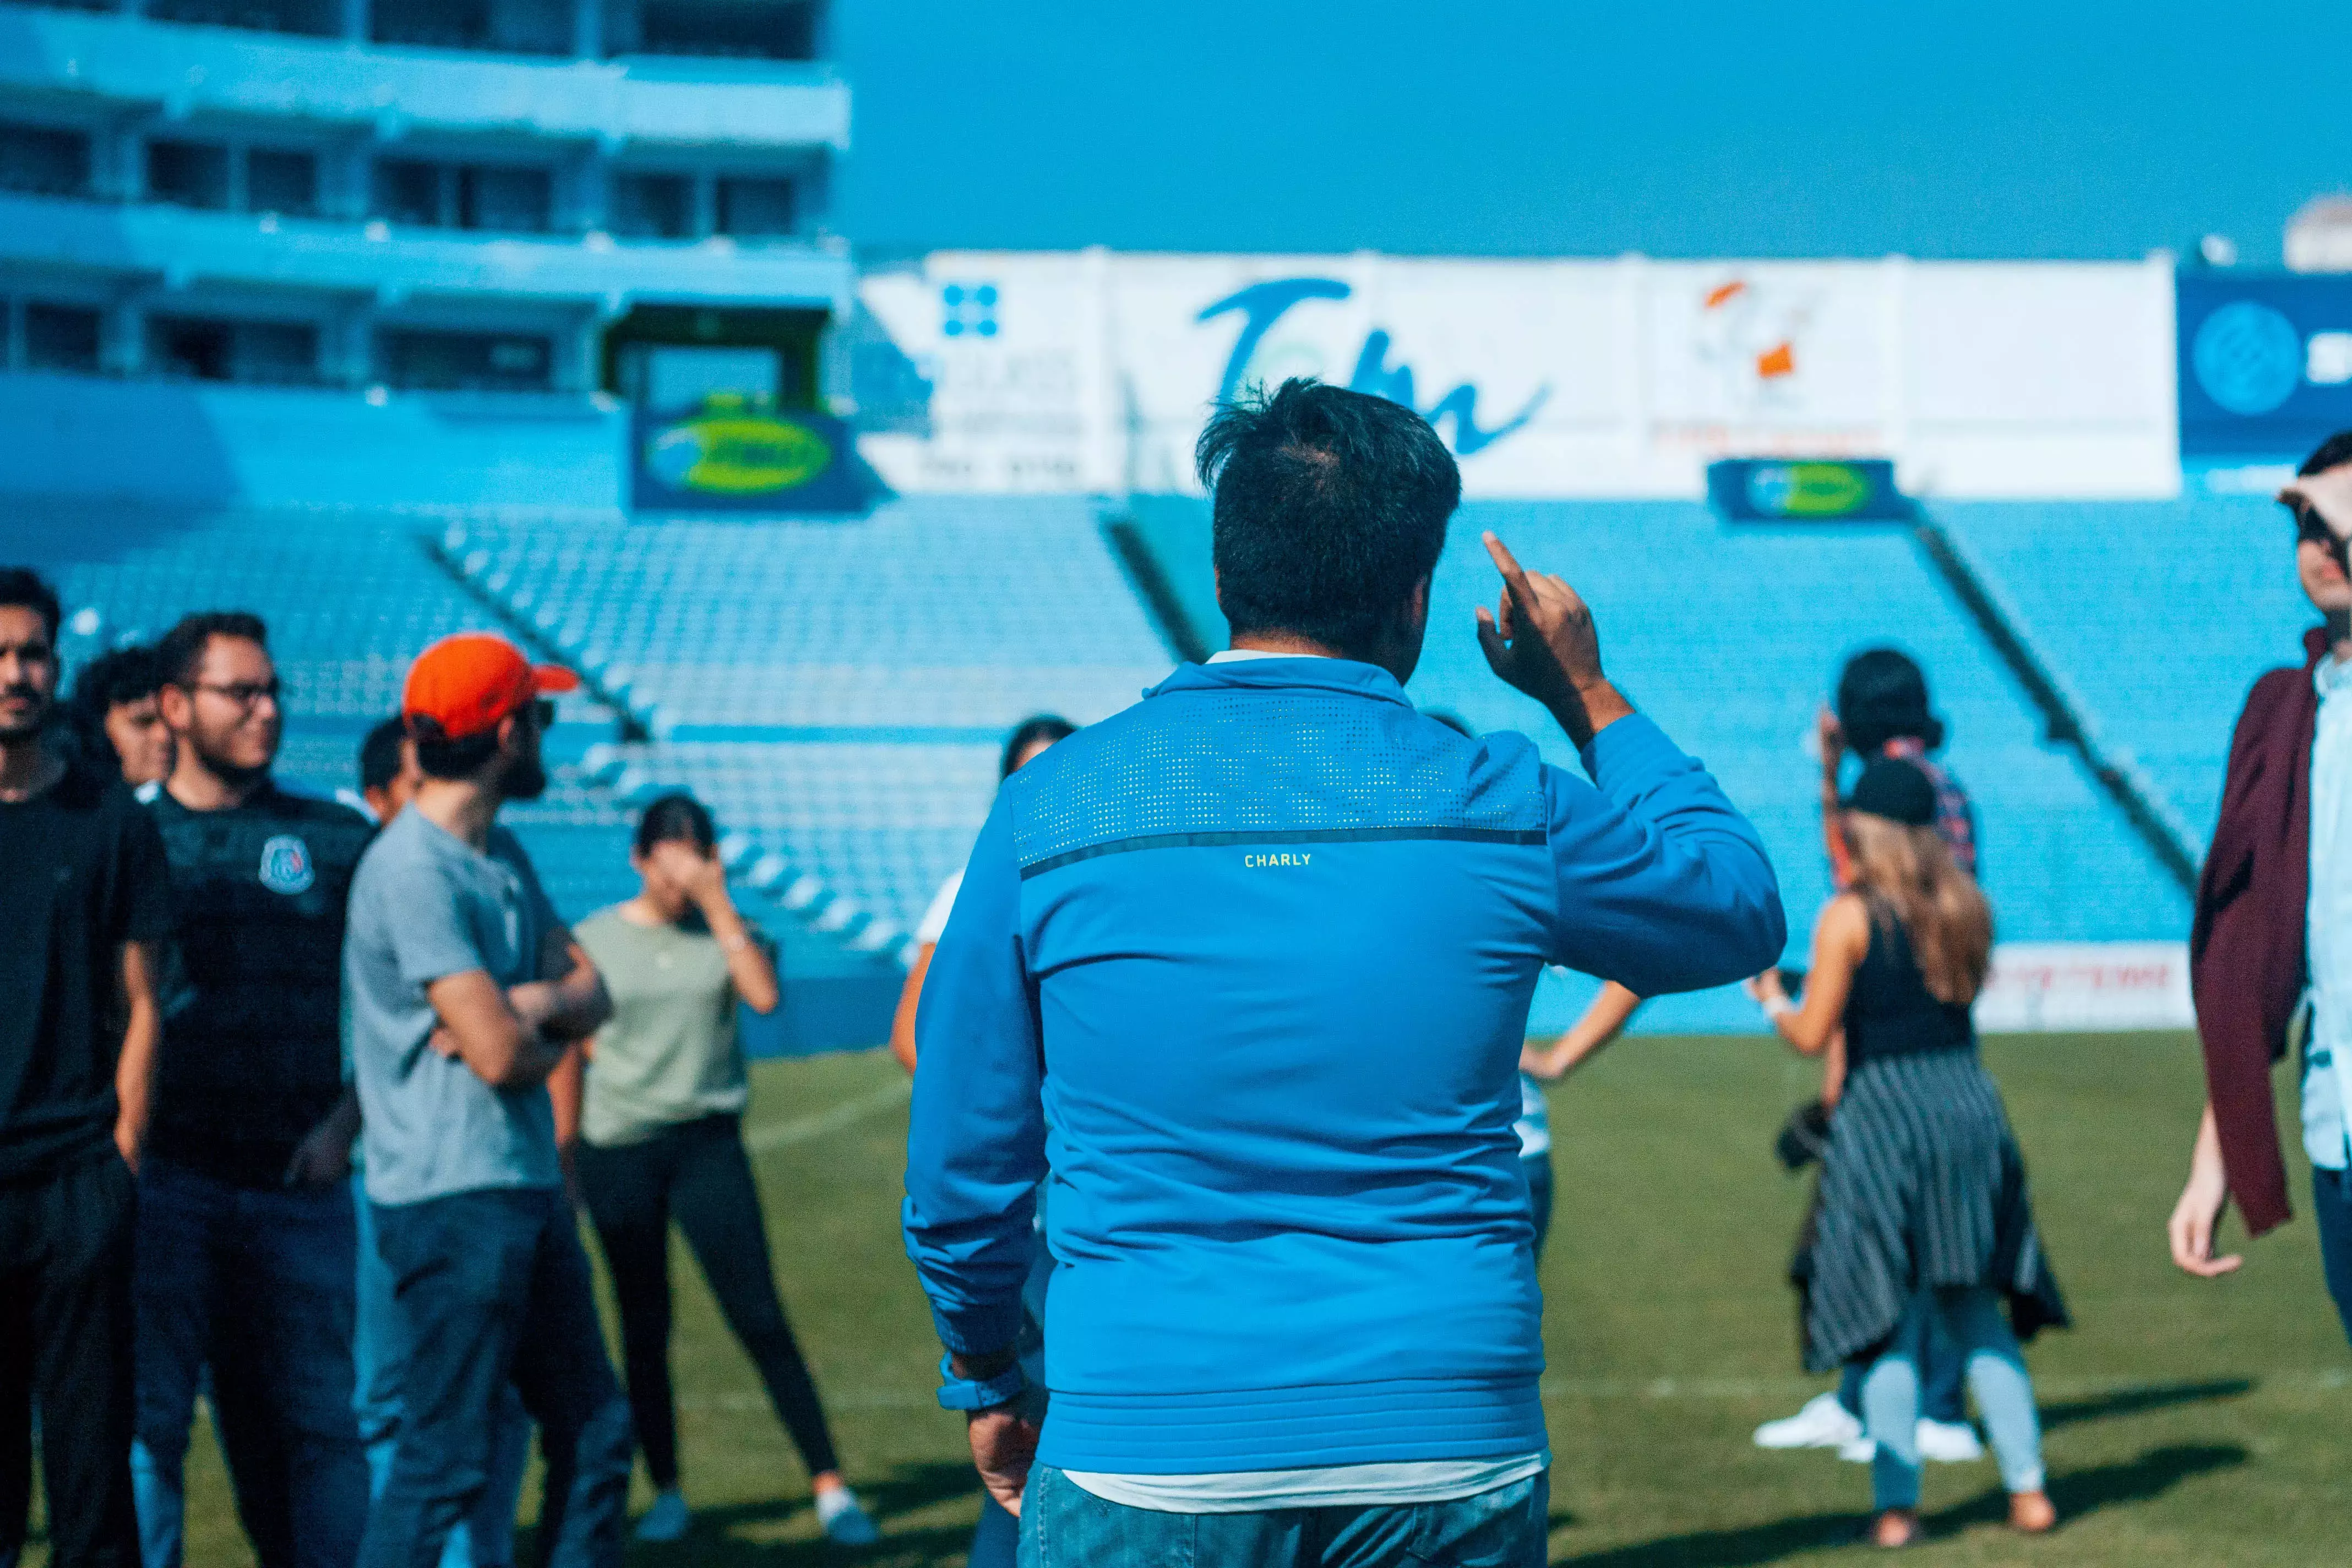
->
[[1841, 903, 1975, 1066]]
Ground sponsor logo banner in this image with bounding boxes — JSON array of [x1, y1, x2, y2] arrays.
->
[[2178, 273, 2352, 459], [631, 399, 868, 513], [1973, 941, 2192, 1033], [854, 253, 2180, 499]]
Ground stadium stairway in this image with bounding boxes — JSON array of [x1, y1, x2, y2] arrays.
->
[[1932, 496, 2313, 862], [1107, 495, 2193, 1035], [0, 497, 901, 1054]]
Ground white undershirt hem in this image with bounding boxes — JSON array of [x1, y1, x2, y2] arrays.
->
[[1059, 1452, 1548, 1513]]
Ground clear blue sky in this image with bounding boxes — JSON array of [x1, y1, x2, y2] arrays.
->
[[835, 1, 2349, 264]]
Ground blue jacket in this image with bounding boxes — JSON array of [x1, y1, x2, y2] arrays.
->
[[902, 657, 1784, 1473]]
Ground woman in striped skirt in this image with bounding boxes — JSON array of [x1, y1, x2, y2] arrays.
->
[[1747, 757, 2062, 1548]]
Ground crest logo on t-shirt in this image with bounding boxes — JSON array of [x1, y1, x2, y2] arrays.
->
[[258, 834, 315, 896]]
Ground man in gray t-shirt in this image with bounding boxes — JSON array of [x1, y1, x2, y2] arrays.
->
[[348, 815, 564, 1206], [344, 633, 631, 1568]]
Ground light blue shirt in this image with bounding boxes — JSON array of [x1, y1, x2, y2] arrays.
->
[[2303, 654, 2352, 1172]]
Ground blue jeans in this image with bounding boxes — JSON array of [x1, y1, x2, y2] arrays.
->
[[131, 1157, 369, 1568], [351, 1175, 531, 1568], [1836, 1292, 1967, 1427], [1860, 1288, 2043, 1511], [2313, 1166, 2352, 1347], [1016, 1467, 1549, 1567], [356, 1188, 632, 1568]]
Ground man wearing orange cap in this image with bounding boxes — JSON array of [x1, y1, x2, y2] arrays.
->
[[344, 634, 631, 1568]]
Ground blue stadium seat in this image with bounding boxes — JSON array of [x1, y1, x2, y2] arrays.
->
[[1935, 497, 2311, 854]]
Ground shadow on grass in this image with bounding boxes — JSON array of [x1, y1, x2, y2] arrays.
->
[[1553, 1442, 2246, 1566], [512, 1460, 990, 1567], [2039, 1377, 2253, 1433]]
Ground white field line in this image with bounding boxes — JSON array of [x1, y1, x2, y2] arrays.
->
[[742, 1076, 913, 1155]]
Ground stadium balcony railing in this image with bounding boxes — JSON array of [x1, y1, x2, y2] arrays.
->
[[0, 190, 852, 315], [1932, 497, 2308, 858], [0, 4, 851, 150]]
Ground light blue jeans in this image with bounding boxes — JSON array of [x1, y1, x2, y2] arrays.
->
[[1017, 1467, 1548, 1567], [1860, 1287, 2044, 1511]]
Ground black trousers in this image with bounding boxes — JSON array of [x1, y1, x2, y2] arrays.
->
[[0, 1150, 139, 1568], [576, 1116, 841, 1488]]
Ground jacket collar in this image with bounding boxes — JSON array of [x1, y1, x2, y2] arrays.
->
[[1145, 656, 1415, 710]]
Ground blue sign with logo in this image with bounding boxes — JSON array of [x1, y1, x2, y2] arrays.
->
[[630, 398, 872, 514], [1708, 458, 1912, 523], [2179, 274, 2352, 459]]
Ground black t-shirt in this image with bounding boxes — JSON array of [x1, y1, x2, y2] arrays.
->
[[146, 781, 376, 1188], [0, 758, 173, 1184]]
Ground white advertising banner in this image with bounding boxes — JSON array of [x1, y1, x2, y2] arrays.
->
[[1972, 941, 2193, 1033], [852, 251, 2180, 500]]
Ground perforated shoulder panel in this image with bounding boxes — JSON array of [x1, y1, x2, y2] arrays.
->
[[1003, 689, 1547, 875]]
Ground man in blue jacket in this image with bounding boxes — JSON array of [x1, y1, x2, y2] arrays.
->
[[903, 378, 1785, 1567]]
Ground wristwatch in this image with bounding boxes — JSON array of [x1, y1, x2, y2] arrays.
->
[[935, 1351, 1026, 1412]]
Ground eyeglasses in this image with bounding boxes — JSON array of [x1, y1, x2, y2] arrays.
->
[[2291, 501, 2352, 569], [526, 698, 557, 728], [188, 678, 281, 709]]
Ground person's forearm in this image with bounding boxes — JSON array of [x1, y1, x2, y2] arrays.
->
[[704, 895, 781, 1014], [1548, 679, 1635, 753], [115, 998, 159, 1169], [890, 948, 933, 1074], [538, 965, 611, 1043], [548, 1045, 582, 1145]]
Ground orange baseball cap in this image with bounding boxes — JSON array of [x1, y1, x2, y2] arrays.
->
[[401, 633, 579, 741]]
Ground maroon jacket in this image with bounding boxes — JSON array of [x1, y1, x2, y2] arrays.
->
[[2190, 627, 2329, 1235]]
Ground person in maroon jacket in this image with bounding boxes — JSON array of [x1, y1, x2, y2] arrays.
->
[[2170, 429, 2352, 1344]]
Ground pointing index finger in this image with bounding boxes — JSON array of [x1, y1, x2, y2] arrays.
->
[[1482, 531, 1533, 603]]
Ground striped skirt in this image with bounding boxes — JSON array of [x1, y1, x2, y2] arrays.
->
[[1799, 1049, 2067, 1372]]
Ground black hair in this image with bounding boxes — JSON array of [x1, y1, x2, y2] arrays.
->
[[155, 609, 269, 689], [633, 792, 716, 856], [1836, 647, 1943, 754], [1195, 378, 1461, 657], [69, 645, 162, 717], [2301, 431, 2352, 477], [1000, 714, 1076, 779], [360, 716, 408, 793], [0, 567, 62, 644], [412, 727, 500, 780]]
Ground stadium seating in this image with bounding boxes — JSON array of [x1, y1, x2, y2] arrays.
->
[[1934, 497, 2312, 854], [1369, 500, 2193, 1032]]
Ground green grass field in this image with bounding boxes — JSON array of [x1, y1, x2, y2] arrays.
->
[[35, 1031, 2348, 1565]]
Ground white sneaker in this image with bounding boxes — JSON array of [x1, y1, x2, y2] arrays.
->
[[814, 1485, 879, 1547], [1917, 1418, 1987, 1463], [1752, 1391, 1864, 1451], [633, 1488, 689, 1543], [1838, 1434, 1877, 1463]]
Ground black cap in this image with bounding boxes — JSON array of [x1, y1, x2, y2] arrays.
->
[[1843, 756, 1939, 828], [1836, 649, 1942, 753]]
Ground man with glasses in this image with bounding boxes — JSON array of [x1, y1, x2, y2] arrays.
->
[[133, 611, 374, 1568], [346, 634, 631, 1568], [2174, 429, 2352, 1347]]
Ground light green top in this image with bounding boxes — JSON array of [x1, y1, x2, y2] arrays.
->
[[575, 906, 760, 1147]]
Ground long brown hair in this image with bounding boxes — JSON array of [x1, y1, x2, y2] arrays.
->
[[1842, 812, 1994, 1006]]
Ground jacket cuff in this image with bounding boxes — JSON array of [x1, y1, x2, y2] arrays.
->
[[931, 1300, 1025, 1359]]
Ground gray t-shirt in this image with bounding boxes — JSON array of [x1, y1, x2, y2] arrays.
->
[[345, 811, 564, 1206]]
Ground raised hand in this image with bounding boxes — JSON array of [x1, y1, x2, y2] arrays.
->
[[650, 839, 730, 912], [1473, 531, 1631, 748]]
